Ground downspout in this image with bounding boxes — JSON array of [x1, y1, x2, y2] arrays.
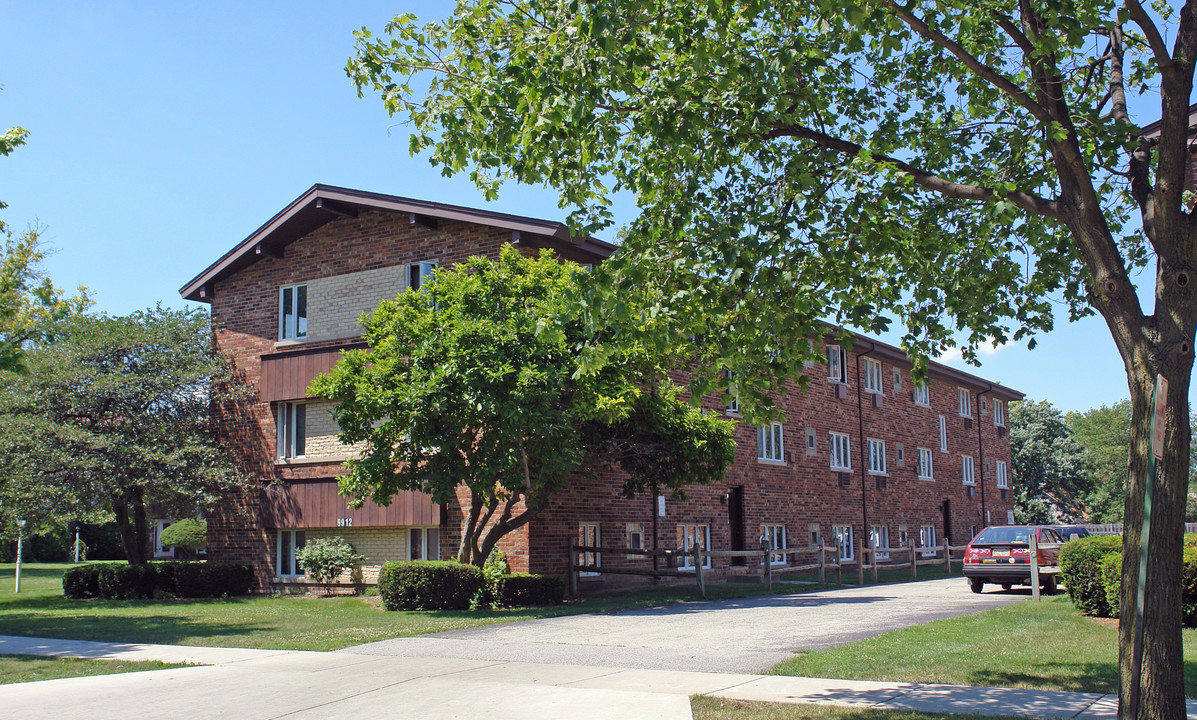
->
[[855, 342, 876, 546], [976, 384, 993, 531]]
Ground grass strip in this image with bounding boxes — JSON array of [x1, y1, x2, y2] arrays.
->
[[691, 696, 1026, 720], [0, 654, 188, 685], [771, 594, 1197, 698]]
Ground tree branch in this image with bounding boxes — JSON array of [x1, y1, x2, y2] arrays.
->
[[1124, 0, 1176, 74], [765, 124, 1062, 219], [889, 2, 1053, 124]]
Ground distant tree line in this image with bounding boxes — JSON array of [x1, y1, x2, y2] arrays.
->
[[1011, 399, 1197, 525]]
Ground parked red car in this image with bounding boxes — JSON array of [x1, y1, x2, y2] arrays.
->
[[963, 526, 1065, 594]]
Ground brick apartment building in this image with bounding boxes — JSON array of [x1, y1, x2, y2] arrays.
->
[[181, 184, 1020, 590]]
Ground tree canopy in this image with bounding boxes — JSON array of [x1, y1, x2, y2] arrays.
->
[[0, 307, 250, 564], [312, 247, 736, 565], [1010, 399, 1092, 523], [350, 2, 1197, 714]]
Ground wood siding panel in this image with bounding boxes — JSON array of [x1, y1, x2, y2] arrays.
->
[[260, 480, 440, 529], [259, 348, 346, 402]]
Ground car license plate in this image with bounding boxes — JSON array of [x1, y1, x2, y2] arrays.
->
[[994, 550, 1009, 557]]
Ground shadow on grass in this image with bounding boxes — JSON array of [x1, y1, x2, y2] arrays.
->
[[968, 659, 1197, 699], [0, 609, 276, 646]]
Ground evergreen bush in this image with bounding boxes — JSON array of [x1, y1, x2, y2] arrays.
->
[[378, 561, 484, 611], [159, 519, 207, 553], [493, 573, 565, 606], [1058, 534, 1122, 616]]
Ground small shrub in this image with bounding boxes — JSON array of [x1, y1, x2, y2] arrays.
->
[[63, 563, 117, 599], [1059, 535, 1122, 616], [297, 537, 364, 589], [473, 548, 510, 609], [159, 519, 207, 553], [98, 563, 159, 600], [1101, 552, 1122, 618], [494, 573, 565, 607], [378, 561, 484, 611], [1184, 547, 1197, 627]]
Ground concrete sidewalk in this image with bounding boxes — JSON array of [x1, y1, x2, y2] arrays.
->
[[1, 635, 1191, 720]]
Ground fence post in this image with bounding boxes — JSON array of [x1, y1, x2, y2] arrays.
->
[[761, 536, 772, 592], [909, 537, 917, 578], [857, 538, 865, 585], [569, 538, 579, 597], [871, 543, 879, 584], [1030, 532, 1040, 602], [943, 539, 951, 575], [835, 541, 843, 585], [818, 544, 826, 585], [693, 542, 706, 599]]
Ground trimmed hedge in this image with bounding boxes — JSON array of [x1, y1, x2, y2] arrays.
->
[[1058, 535, 1122, 616], [494, 573, 565, 607], [63, 561, 253, 600], [1100, 552, 1122, 618], [378, 561, 485, 611], [1184, 547, 1197, 627]]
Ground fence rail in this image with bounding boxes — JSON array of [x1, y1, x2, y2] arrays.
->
[[568, 536, 965, 599]]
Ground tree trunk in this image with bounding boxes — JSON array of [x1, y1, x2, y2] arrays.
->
[[1117, 345, 1192, 720], [112, 489, 150, 565]]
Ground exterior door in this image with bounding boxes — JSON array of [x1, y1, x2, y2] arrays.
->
[[728, 486, 745, 565]]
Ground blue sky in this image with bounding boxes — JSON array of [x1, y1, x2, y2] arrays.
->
[[0, 1, 1159, 414]]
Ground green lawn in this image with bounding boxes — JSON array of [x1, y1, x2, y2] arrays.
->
[[691, 696, 1024, 720], [0, 655, 186, 685], [0, 563, 849, 651], [771, 594, 1197, 697]]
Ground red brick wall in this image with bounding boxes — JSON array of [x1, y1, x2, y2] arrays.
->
[[203, 205, 1015, 591]]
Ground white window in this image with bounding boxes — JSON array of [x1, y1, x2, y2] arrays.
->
[[995, 460, 1008, 489], [920, 525, 937, 557], [408, 527, 440, 560], [826, 344, 847, 383], [870, 525, 890, 560], [898, 526, 909, 546], [867, 439, 886, 474], [278, 284, 308, 340], [1006, 510, 1016, 525], [277, 529, 306, 578], [958, 388, 972, 417], [276, 402, 306, 460], [579, 523, 600, 576], [758, 423, 784, 462], [913, 382, 930, 406], [809, 524, 821, 547], [863, 357, 883, 393], [993, 400, 1005, 426], [626, 523, 644, 550], [962, 455, 975, 485], [892, 368, 902, 392], [726, 370, 739, 414], [762, 524, 786, 564], [677, 524, 711, 570], [939, 415, 947, 452], [409, 261, 437, 291], [833, 525, 854, 561], [829, 432, 851, 470], [918, 448, 934, 479]]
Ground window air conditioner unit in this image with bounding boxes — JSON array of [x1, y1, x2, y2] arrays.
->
[[871, 393, 884, 409], [964, 418, 973, 430], [834, 383, 849, 399], [875, 476, 887, 490], [837, 472, 852, 487]]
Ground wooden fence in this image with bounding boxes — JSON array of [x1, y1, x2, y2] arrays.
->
[[568, 536, 967, 599]]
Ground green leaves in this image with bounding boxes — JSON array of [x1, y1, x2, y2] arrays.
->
[[314, 246, 734, 530]]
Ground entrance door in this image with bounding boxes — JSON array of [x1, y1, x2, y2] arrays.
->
[[941, 499, 952, 546], [728, 487, 745, 565]]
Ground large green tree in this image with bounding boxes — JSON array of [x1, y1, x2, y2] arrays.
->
[[0, 124, 88, 374], [1010, 400, 1093, 523], [312, 247, 736, 566], [0, 307, 250, 564], [350, 2, 1197, 714]]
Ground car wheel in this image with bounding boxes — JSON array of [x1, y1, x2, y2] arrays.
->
[[1001, 584, 1011, 591], [1043, 576, 1058, 595], [969, 578, 984, 594]]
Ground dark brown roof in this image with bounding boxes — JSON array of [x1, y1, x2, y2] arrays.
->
[[179, 184, 617, 302], [1139, 102, 1197, 140]]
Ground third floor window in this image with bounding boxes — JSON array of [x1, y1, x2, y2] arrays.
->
[[278, 284, 307, 340]]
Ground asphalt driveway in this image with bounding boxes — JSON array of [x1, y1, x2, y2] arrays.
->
[[343, 576, 1028, 674]]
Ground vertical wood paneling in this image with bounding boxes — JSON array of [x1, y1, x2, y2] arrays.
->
[[259, 348, 349, 402], [259, 481, 440, 529]]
